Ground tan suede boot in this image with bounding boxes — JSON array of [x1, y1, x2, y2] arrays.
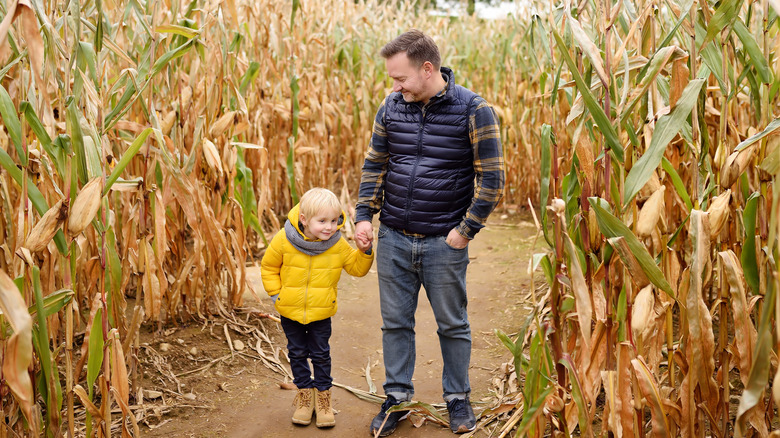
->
[[291, 388, 315, 425], [314, 389, 336, 428]]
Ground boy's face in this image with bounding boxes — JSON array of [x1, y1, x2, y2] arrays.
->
[[300, 208, 340, 241]]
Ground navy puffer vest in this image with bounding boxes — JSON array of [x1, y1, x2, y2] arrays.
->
[[379, 67, 477, 236]]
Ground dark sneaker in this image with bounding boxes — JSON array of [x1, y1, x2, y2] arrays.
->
[[447, 397, 476, 433], [370, 395, 409, 437]]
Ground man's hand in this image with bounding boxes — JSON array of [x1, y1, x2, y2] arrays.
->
[[355, 221, 374, 252], [445, 228, 470, 249]]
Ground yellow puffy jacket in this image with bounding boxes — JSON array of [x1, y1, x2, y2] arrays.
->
[[260, 203, 374, 324]]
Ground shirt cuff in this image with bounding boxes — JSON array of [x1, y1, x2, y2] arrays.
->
[[354, 206, 374, 224]]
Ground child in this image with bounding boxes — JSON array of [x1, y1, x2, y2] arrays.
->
[[261, 188, 374, 428]]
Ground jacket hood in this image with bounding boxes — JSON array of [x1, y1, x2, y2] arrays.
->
[[287, 202, 347, 241]]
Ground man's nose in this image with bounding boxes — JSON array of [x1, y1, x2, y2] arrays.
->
[[392, 82, 402, 92]]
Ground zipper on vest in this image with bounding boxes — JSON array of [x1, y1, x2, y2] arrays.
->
[[404, 107, 425, 229]]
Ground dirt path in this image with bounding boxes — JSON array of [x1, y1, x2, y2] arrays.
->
[[141, 214, 538, 438]]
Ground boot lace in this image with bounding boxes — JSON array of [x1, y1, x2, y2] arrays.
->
[[316, 390, 331, 411], [294, 389, 313, 408]]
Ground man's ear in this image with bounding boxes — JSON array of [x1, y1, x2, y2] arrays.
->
[[422, 61, 435, 77]]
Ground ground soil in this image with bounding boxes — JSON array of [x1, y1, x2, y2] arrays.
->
[[136, 212, 539, 438]]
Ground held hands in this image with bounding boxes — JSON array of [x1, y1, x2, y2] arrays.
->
[[445, 228, 469, 249], [355, 221, 374, 252]]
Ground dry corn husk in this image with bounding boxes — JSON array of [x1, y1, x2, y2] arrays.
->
[[202, 139, 223, 177], [588, 207, 599, 248], [638, 171, 661, 200], [636, 186, 665, 238], [720, 144, 757, 188], [707, 189, 732, 238], [210, 111, 236, 138], [180, 86, 193, 111], [161, 110, 176, 135], [25, 199, 67, 252], [68, 178, 103, 235], [631, 284, 655, 341]]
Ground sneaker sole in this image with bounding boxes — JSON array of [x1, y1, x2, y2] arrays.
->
[[292, 419, 312, 426], [370, 412, 410, 437], [316, 420, 336, 428], [453, 424, 476, 434]]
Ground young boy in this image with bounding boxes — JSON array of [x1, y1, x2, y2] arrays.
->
[[261, 188, 374, 428]]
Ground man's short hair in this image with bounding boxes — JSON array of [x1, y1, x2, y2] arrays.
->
[[299, 188, 341, 219], [380, 29, 441, 69]]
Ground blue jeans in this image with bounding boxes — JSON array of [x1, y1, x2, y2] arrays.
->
[[280, 316, 332, 391], [376, 224, 471, 400]]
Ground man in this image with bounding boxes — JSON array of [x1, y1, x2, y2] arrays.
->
[[354, 29, 505, 436]]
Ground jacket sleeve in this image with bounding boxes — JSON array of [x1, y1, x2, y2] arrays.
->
[[341, 240, 374, 277], [260, 231, 285, 297]]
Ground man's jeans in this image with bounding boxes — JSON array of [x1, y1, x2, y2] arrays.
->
[[280, 316, 333, 391], [376, 224, 472, 400]]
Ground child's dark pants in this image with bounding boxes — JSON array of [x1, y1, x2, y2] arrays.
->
[[280, 316, 333, 391]]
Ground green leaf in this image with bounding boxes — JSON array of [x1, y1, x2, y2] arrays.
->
[[0, 84, 24, 165], [552, 27, 623, 162], [560, 355, 590, 436], [588, 198, 675, 298], [67, 97, 88, 184], [155, 24, 200, 38], [704, 0, 743, 46], [86, 307, 104, 398], [21, 102, 64, 176], [150, 38, 196, 77], [733, 19, 772, 84], [516, 386, 555, 436], [32, 267, 62, 423], [28, 289, 74, 318], [621, 46, 688, 125], [740, 116, 780, 152], [104, 128, 153, 195], [239, 61, 261, 95], [540, 124, 553, 246], [624, 78, 706, 205], [741, 193, 760, 295], [662, 157, 693, 211]]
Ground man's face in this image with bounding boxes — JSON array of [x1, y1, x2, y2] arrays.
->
[[385, 52, 430, 103]]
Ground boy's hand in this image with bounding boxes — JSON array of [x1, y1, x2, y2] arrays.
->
[[355, 221, 373, 252]]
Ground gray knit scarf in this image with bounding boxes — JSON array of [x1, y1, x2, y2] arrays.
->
[[284, 220, 341, 256]]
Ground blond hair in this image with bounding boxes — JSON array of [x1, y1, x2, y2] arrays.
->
[[299, 188, 341, 219]]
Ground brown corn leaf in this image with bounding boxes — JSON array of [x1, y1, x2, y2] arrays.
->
[[565, 5, 609, 89], [669, 58, 690, 108], [564, 234, 592, 346], [73, 384, 103, 420], [0, 0, 20, 65], [616, 343, 633, 438], [0, 268, 36, 431], [607, 236, 650, 288], [109, 329, 129, 413], [632, 357, 670, 437], [718, 250, 757, 384], [687, 211, 719, 412], [18, 0, 42, 84]]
